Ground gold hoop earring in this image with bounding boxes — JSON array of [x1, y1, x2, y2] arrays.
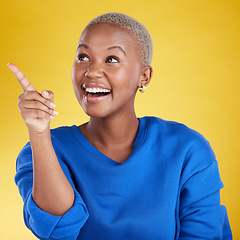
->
[[139, 85, 146, 93]]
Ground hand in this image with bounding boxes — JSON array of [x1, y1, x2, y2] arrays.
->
[[8, 63, 58, 135]]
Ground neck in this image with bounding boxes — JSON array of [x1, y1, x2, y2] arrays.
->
[[80, 110, 139, 148]]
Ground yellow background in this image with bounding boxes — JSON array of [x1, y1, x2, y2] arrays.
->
[[1, 0, 239, 239]]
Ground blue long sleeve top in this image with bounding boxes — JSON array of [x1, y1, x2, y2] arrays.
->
[[15, 116, 232, 239]]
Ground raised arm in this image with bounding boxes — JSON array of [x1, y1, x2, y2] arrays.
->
[[8, 63, 74, 216]]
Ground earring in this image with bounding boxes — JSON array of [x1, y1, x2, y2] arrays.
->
[[139, 85, 146, 93]]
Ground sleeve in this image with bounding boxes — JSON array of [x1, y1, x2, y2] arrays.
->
[[178, 136, 232, 240], [14, 142, 89, 240]]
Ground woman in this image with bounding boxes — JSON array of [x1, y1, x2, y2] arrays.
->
[[9, 12, 232, 239]]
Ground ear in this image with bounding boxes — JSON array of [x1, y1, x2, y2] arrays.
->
[[138, 66, 153, 88]]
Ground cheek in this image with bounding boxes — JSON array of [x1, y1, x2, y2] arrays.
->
[[71, 66, 84, 100], [109, 68, 139, 102], [72, 65, 81, 79], [71, 65, 78, 84], [71, 65, 86, 87], [111, 64, 140, 88]]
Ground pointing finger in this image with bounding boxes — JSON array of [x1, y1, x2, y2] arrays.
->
[[7, 63, 36, 91]]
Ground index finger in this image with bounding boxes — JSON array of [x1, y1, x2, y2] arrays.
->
[[7, 63, 36, 91]]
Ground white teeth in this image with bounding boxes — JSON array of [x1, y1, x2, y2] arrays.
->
[[85, 88, 111, 93]]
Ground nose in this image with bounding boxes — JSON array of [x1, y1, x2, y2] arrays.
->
[[85, 61, 104, 78]]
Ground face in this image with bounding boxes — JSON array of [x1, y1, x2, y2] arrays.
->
[[71, 23, 145, 118]]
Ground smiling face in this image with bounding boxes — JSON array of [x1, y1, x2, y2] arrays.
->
[[71, 23, 149, 118]]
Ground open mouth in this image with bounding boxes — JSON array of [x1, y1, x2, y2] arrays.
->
[[83, 87, 111, 98]]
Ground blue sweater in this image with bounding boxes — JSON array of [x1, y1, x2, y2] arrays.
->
[[15, 117, 232, 239]]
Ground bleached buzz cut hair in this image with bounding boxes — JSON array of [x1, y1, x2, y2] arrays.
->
[[85, 12, 153, 67]]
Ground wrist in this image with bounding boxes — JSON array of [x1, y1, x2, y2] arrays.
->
[[28, 128, 51, 141]]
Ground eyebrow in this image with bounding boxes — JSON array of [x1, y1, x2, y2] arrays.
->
[[107, 46, 126, 56], [77, 44, 126, 56], [77, 43, 88, 49]]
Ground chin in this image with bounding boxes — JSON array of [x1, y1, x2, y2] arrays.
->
[[80, 103, 113, 119]]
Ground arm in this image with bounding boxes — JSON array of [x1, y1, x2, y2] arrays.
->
[[8, 62, 74, 215], [15, 142, 89, 239], [177, 138, 232, 239], [9, 63, 89, 238], [30, 130, 74, 216]]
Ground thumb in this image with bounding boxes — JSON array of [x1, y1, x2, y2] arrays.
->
[[41, 90, 54, 103]]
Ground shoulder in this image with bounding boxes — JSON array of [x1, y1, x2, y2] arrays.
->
[[145, 116, 208, 143], [143, 116, 216, 169]]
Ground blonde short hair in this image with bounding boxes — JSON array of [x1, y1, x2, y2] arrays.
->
[[85, 12, 153, 67]]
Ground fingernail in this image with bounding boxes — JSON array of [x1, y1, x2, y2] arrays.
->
[[50, 102, 56, 108], [53, 110, 58, 115], [43, 90, 49, 97], [50, 116, 54, 120], [7, 63, 10, 66]]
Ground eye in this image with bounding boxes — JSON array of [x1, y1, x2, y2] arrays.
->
[[77, 54, 90, 62], [106, 56, 119, 63]]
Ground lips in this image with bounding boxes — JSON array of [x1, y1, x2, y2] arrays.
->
[[82, 82, 112, 103], [83, 81, 110, 88]]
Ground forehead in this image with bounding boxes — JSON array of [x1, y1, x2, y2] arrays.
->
[[79, 23, 139, 51]]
